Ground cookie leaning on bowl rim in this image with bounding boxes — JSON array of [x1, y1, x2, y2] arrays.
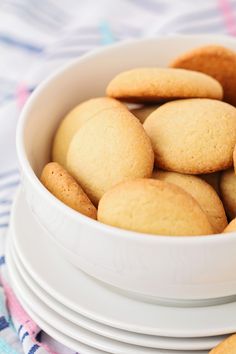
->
[[106, 67, 223, 103], [143, 98, 236, 174], [98, 178, 214, 236], [40, 162, 97, 219], [170, 45, 236, 106]]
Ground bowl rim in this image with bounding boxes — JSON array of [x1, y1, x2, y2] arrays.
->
[[16, 34, 236, 244]]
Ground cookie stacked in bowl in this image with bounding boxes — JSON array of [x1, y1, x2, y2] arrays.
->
[[41, 44, 236, 237]]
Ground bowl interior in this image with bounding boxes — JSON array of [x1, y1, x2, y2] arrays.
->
[[19, 35, 236, 180]]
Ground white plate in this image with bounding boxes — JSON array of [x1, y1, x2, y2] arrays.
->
[[10, 237, 225, 351], [7, 255, 109, 354], [6, 241, 209, 354], [22, 307, 110, 354], [10, 190, 236, 337]]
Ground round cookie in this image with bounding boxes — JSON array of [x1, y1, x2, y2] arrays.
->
[[220, 168, 236, 220], [67, 108, 154, 205], [106, 67, 223, 103], [143, 99, 236, 174], [52, 97, 126, 168], [40, 162, 97, 219], [153, 170, 227, 233], [131, 105, 159, 123], [200, 172, 220, 195], [98, 178, 213, 236], [223, 218, 236, 233], [170, 45, 236, 106]]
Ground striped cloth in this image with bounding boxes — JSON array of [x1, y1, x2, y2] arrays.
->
[[1, 0, 236, 353]]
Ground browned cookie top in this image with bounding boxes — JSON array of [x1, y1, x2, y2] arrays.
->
[[170, 45, 236, 106]]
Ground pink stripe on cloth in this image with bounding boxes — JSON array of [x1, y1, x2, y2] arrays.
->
[[16, 84, 30, 109], [4, 281, 38, 335], [3, 279, 59, 354], [218, 0, 236, 35]]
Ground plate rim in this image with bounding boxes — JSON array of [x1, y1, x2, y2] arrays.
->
[[10, 238, 225, 351], [7, 243, 211, 354]]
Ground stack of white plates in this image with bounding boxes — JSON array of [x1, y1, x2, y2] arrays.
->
[[6, 190, 236, 354]]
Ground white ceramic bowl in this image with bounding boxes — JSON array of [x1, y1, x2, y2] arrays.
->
[[17, 35, 236, 304]]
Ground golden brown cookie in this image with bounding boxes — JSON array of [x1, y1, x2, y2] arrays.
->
[[143, 99, 236, 174], [130, 105, 159, 123], [98, 178, 213, 236], [106, 67, 223, 103], [223, 218, 236, 233], [170, 45, 236, 106], [153, 170, 227, 233], [200, 172, 220, 195], [40, 162, 97, 219], [67, 108, 154, 205], [52, 97, 126, 168], [209, 333, 236, 353], [220, 168, 236, 220]]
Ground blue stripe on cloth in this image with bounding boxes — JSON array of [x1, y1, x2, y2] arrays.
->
[[32, 0, 67, 23], [0, 211, 10, 217], [0, 199, 12, 205], [21, 331, 29, 343], [0, 94, 16, 103], [28, 344, 40, 354], [0, 337, 21, 354], [0, 256, 5, 266], [0, 289, 9, 322], [2, 0, 69, 35], [0, 223, 9, 228], [0, 169, 18, 179], [0, 316, 9, 331], [0, 180, 19, 190], [17, 325, 23, 336], [0, 34, 43, 53], [7, 0, 68, 25]]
